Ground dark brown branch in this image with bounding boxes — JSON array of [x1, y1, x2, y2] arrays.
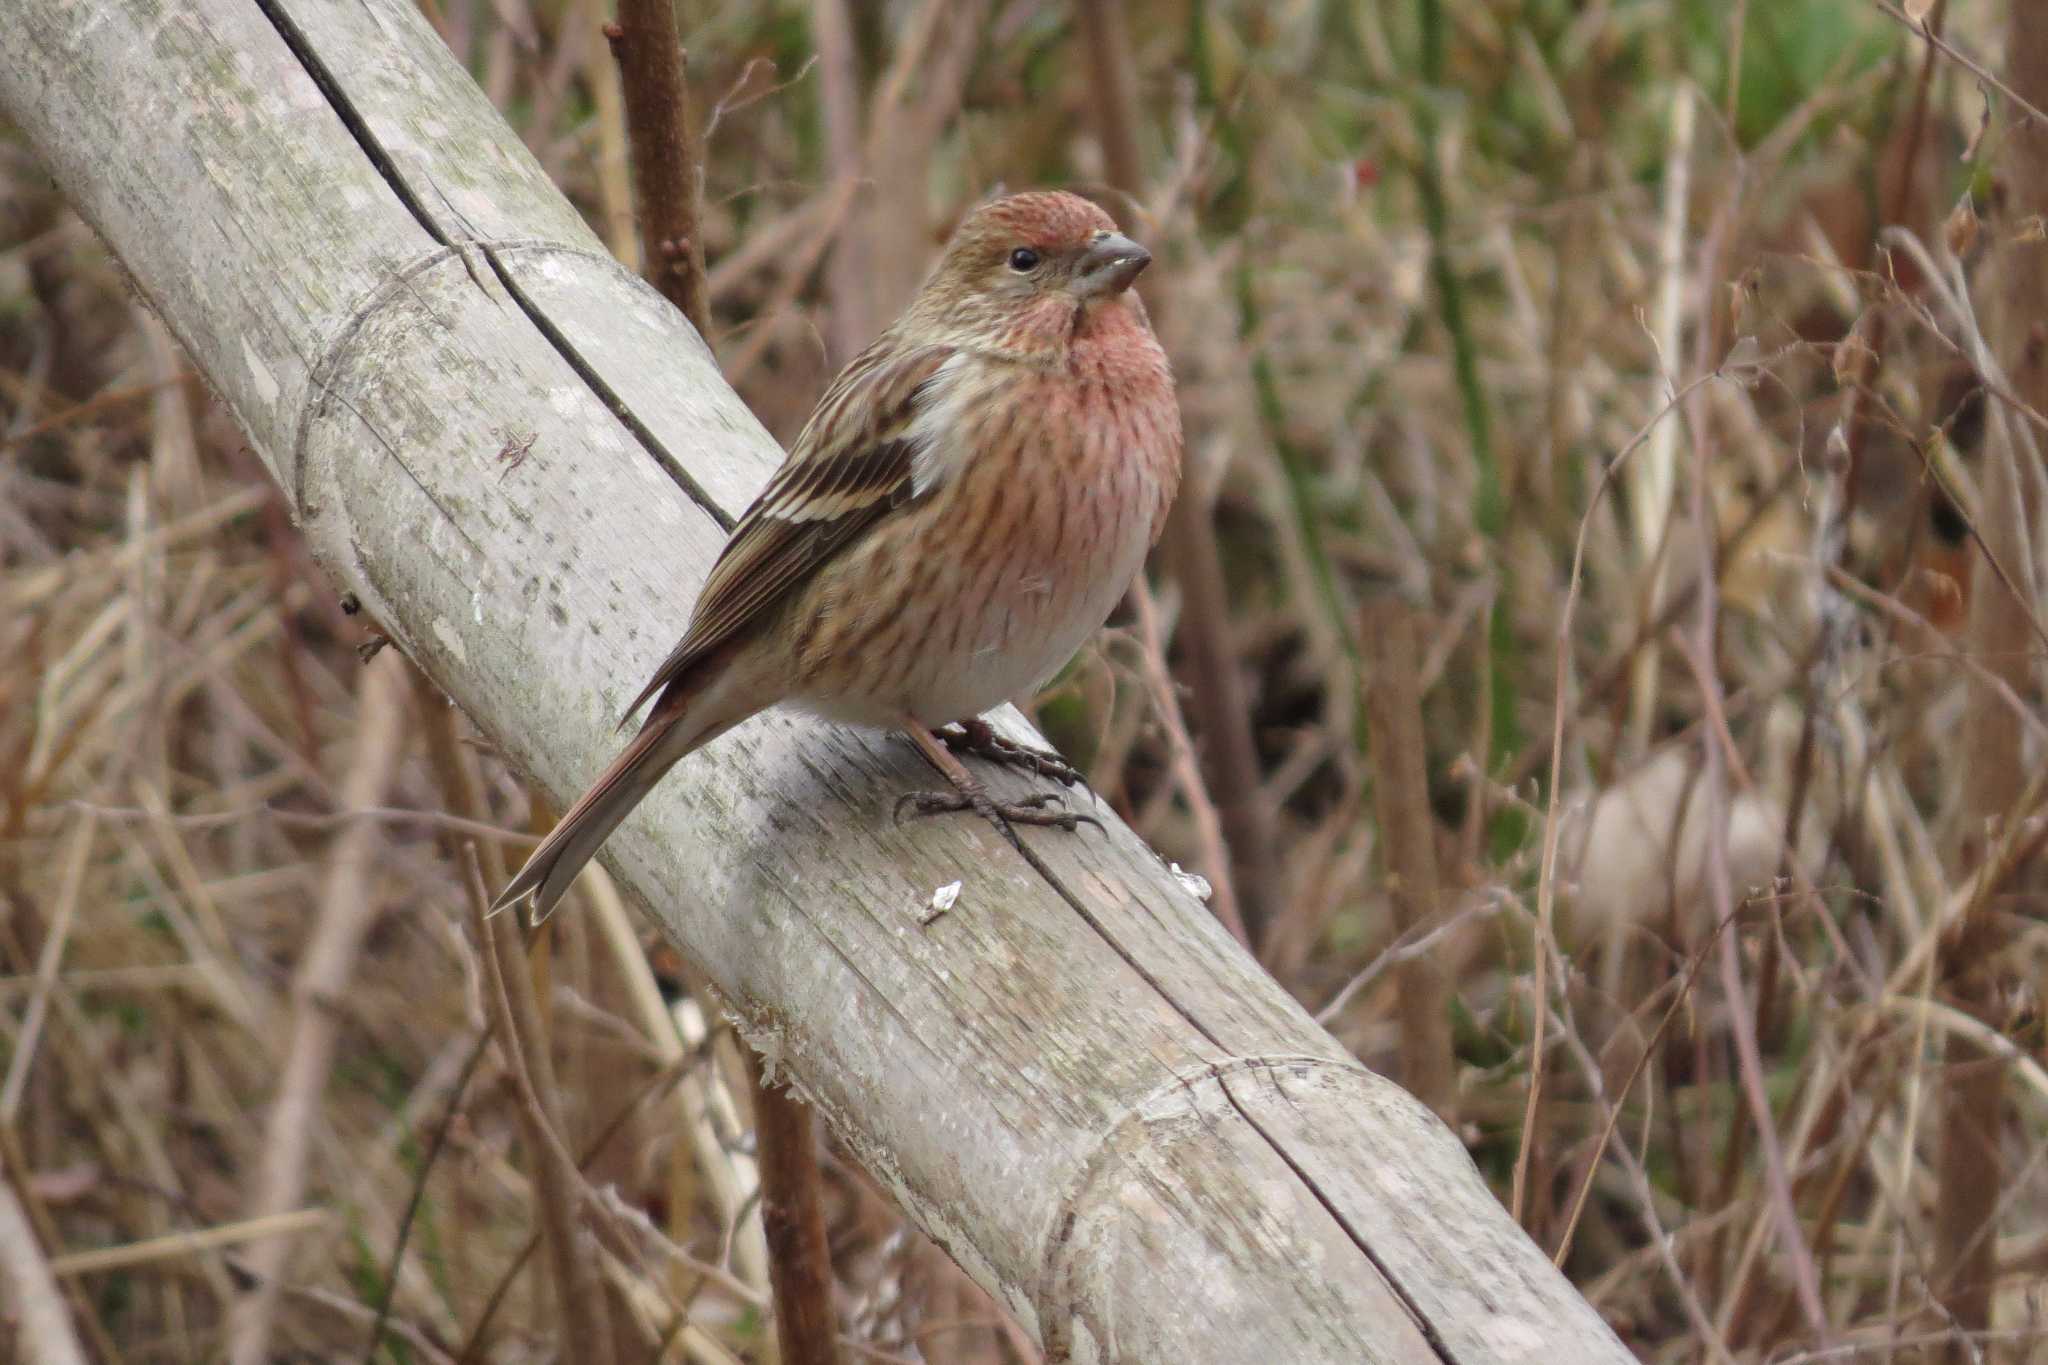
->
[[608, 0, 709, 336], [1935, 7, 2048, 1352], [747, 1053, 842, 1365], [607, 14, 840, 1357], [419, 694, 618, 1365]]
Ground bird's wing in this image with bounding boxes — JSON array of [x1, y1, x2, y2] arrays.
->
[[619, 341, 955, 722]]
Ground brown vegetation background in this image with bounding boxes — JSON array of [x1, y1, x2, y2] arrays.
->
[[4, 1, 2047, 1360]]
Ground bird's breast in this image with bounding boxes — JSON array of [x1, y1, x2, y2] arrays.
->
[[894, 362, 1176, 718], [786, 354, 1180, 728]]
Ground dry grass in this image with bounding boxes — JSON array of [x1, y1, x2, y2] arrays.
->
[[5, 0, 2048, 1360]]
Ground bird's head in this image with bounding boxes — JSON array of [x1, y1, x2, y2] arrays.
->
[[907, 191, 1153, 360]]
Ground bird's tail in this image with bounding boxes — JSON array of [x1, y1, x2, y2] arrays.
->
[[492, 655, 747, 921]]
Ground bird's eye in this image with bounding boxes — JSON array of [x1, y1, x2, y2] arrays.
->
[[1007, 247, 1040, 272]]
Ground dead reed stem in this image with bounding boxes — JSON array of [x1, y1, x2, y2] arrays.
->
[[0, 1178, 88, 1365], [226, 651, 410, 1365], [811, 0, 872, 362], [579, 867, 772, 1297], [1077, 0, 1280, 950], [1359, 593, 1454, 1119]]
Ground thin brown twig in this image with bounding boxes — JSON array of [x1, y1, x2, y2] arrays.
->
[[0, 374, 197, 454], [1313, 898, 1500, 1029], [1515, 370, 1722, 1223], [361, 1029, 489, 1365], [1824, 567, 2045, 741], [63, 798, 539, 844], [417, 669, 618, 1364], [1870, 0, 2048, 131], [702, 55, 817, 145], [1848, 233, 2048, 446], [1552, 895, 1749, 1268], [1544, 986, 1738, 1363], [1724, 0, 1749, 129], [1675, 143, 1832, 1337], [1671, 629, 1830, 1338], [461, 844, 618, 1365], [1887, 0, 1948, 233], [452, 1051, 762, 1362], [1126, 577, 1247, 945]]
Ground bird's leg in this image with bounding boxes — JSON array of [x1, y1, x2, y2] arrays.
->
[[935, 717, 1088, 789], [898, 719, 1100, 844]]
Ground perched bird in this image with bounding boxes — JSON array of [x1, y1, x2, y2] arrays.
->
[[493, 190, 1182, 919]]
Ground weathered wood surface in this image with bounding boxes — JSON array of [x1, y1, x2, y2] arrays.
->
[[1, 2, 1635, 1360]]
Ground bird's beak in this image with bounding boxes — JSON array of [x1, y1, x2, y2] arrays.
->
[[1075, 232, 1151, 297]]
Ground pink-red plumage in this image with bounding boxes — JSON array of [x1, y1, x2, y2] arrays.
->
[[494, 190, 1183, 919]]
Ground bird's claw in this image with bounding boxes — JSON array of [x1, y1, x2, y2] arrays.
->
[[936, 719, 1089, 793], [893, 788, 1100, 833]]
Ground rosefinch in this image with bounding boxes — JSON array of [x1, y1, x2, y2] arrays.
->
[[494, 191, 1181, 919]]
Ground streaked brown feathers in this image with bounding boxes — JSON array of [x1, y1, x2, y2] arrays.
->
[[620, 344, 953, 721]]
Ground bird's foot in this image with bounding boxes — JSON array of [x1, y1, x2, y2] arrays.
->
[[896, 719, 1100, 875], [935, 718, 1087, 791], [894, 783, 1100, 837]]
